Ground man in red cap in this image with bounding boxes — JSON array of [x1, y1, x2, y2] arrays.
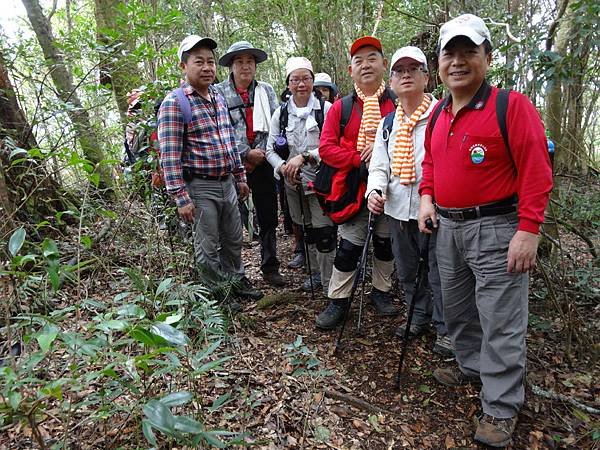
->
[[315, 36, 399, 329]]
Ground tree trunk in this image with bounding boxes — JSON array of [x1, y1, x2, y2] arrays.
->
[[94, 0, 141, 123], [21, 0, 112, 190], [0, 47, 76, 232]]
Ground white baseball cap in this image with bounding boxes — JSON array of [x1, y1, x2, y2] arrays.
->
[[285, 57, 314, 79], [177, 35, 217, 62], [438, 14, 491, 51], [390, 46, 428, 73]]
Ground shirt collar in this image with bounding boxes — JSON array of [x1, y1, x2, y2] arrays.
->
[[442, 80, 492, 111], [183, 82, 218, 100]]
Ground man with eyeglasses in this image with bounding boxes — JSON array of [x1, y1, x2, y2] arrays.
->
[[367, 46, 452, 356], [158, 35, 263, 303], [216, 41, 285, 288], [418, 15, 552, 447], [315, 36, 399, 329]]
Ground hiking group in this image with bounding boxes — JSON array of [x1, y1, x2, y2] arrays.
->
[[148, 13, 553, 448]]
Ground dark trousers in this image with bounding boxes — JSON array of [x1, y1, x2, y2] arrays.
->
[[247, 162, 279, 274]]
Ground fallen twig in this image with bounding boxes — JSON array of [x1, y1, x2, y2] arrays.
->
[[324, 389, 394, 416], [530, 383, 600, 415]]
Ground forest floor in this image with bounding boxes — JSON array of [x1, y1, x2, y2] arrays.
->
[[2, 203, 599, 450]]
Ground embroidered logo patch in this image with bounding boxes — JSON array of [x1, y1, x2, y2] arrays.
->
[[470, 144, 486, 164]]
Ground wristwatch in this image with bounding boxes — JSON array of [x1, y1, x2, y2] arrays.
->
[[302, 151, 310, 163]]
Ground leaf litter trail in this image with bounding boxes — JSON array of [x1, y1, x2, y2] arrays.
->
[[229, 228, 598, 449]]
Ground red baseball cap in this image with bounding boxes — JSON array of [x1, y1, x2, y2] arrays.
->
[[350, 36, 383, 56]]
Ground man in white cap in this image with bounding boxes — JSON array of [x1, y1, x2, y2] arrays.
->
[[158, 35, 263, 302], [367, 46, 452, 356], [216, 41, 284, 288], [418, 14, 553, 447]]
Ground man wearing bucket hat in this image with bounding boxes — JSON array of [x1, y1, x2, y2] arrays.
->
[[158, 35, 263, 302], [216, 41, 284, 288], [418, 14, 552, 447], [313, 72, 340, 103], [367, 46, 452, 356], [315, 36, 399, 329]]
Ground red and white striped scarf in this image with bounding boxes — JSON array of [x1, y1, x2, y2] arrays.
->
[[391, 94, 431, 184]]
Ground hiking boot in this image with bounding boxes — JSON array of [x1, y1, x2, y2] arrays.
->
[[315, 300, 349, 330], [287, 252, 305, 269], [433, 366, 481, 387], [433, 334, 455, 356], [395, 322, 428, 338], [370, 288, 400, 316], [235, 276, 264, 300], [302, 272, 322, 292], [263, 271, 286, 287], [475, 414, 517, 448]]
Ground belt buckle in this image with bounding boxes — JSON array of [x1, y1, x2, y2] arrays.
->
[[449, 210, 465, 221]]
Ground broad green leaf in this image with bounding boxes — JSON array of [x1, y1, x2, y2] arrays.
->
[[143, 400, 175, 434], [155, 277, 172, 296], [163, 312, 183, 325], [173, 416, 203, 434], [80, 235, 93, 249], [96, 319, 129, 332], [418, 384, 431, 393], [129, 327, 160, 347], [8, 228, 26, 256], [8, 391, 22, 410], [142, 419, 158, 446], [201, 431, 228, 448], [37, 325, 59, 353], [159, 391, 193, 407], [41, 238, 59, 258], [368, 414, 382, 432], [150, 322, 190, 346], [117, 304, 146, 319]]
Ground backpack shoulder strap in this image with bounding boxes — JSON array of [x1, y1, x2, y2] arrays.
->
[[495, 88, 510, 152], [382, 111, 395, 145], [316, 97, 326, 133], [175, 87, 193, 125], [339, 94, 355, 138], [279, 102, 288, 135]]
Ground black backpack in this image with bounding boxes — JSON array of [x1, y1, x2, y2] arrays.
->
[[381, 89, 511, 156]]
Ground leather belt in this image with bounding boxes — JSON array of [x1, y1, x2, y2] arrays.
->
[[436, 196, 517, 221], [184, 170, 231, 181]]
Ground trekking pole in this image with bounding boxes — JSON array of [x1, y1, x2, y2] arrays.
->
[[335, 191, 381, 354], [296, 183, 315, 302], [356, 210, 377, 335], [395, 218, 433, 389]]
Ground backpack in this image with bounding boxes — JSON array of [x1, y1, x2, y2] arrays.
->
[[151, 87, 193, 188], [273, 96, 326, 160], [311, 87, 397, 225]]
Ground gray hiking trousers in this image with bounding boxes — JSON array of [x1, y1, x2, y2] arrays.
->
[[187, 176, 244, 276], [436, 212, 528, 418]]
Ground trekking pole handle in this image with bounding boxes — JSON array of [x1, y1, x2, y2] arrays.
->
[[425, 218, 433, 231]]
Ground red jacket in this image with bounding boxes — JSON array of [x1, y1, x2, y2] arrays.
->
[[419, 83, 552, 234], [315, 91, 396, 223]]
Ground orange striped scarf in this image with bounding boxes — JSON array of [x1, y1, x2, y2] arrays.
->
[[391, 94, 432, 184], [355, 81, 386, 154]]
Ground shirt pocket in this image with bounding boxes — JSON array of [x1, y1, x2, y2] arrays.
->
[[459, 134, 506, 169]]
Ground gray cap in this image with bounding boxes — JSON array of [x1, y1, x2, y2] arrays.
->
[[177, 35, 217, 62], [218, 41, 268, 67]]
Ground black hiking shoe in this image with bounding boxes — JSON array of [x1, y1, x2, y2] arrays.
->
[[371, 288, 400, 316], [263, 271, 286, 287], [315, 300, 349, 330], [236, 276, 264, 300]]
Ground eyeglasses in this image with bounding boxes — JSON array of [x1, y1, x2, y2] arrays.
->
[[392, 66, 425, 76], [289, 76, 313, 86]]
